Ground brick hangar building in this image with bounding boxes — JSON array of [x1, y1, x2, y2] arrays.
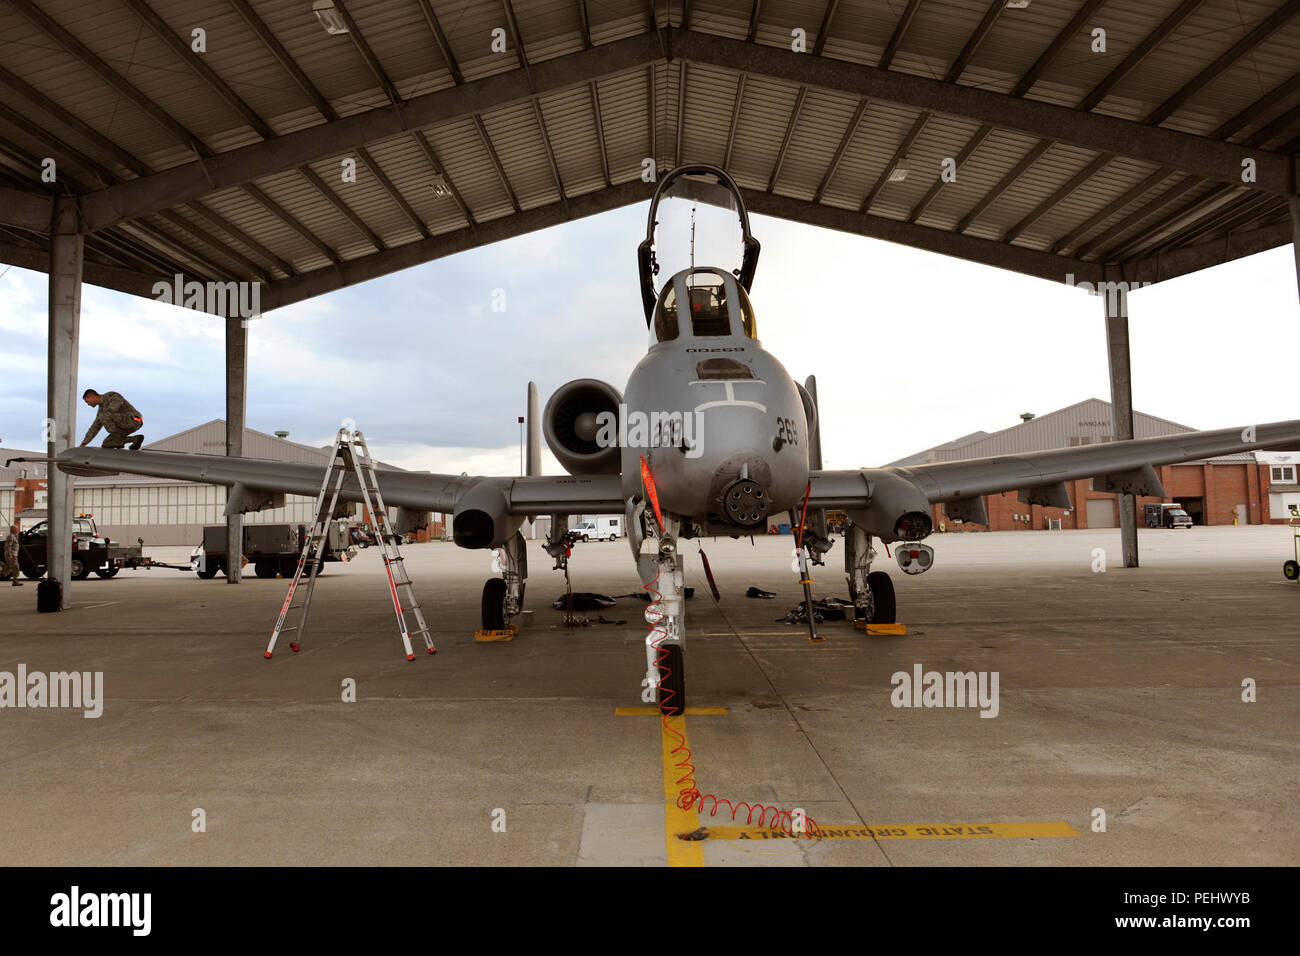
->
[[890, 399, 1300, 532]]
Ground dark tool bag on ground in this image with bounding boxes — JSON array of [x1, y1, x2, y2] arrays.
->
[[780, 597, 852, 623], [37, 578, 62, 613], [552, 592, 618, 611]]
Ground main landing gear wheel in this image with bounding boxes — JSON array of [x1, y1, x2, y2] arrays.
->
[[1284, 559, 1299, 582], [867, 571, 896, 623], [481, 577, 507, 630], [657, 643, 685, 716]]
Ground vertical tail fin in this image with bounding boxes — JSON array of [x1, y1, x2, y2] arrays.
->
[[526, 382, 541, 477]]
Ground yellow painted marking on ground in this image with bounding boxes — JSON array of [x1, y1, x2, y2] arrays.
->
[[615, 705, 728, 715], [703, 821, 1079, 840], [661, 715, 704, 867]]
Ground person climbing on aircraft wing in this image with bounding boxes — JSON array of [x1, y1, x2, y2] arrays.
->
[[80, 389, 145, 450]]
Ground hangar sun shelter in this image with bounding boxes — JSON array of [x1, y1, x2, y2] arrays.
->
[[1, 0, 1297, 604]]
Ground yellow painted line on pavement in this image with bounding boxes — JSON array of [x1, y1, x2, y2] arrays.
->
[[703, 821, 1080, 841], [661, 714, 704, 867], [615, 705, 728, 715]]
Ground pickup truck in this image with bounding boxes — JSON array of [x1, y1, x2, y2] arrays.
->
[[9, 515, 146, 580]]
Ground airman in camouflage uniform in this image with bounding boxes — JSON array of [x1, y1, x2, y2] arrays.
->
[[80, 389, 144, 450], [4, 524, 21, 586]]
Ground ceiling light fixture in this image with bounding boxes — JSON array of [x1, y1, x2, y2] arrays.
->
[[313, 0, 349, 35]]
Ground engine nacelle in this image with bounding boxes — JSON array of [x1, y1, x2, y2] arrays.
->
[[452, 480, 522, 549], [848, 470, 934, 544], [543, 378, 623, 476]]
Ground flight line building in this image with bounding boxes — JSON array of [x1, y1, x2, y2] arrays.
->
[[891, 398, 1300, 531]]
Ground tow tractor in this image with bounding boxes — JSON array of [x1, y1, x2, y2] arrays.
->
[[1285, 505, 1299, 583], [11, 513, 190, 580]]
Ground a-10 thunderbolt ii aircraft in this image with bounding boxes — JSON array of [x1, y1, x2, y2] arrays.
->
[[50, 164, 1300, 711]]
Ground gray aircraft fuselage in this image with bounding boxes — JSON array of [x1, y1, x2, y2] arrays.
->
[[616, 266, 809, 530]]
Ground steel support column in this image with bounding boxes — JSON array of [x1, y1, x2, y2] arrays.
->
[[46, 196, 82, 608], [225, 314, 248, 583], [1291, 194, 1299, 307], [1105, 286, 1138, 568]]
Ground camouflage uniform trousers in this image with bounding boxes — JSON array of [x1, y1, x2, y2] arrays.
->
[[102, 428, 144, 449], [4, 538, 20, 585]]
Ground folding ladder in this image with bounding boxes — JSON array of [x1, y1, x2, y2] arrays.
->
[[264, 427, 435, 661]]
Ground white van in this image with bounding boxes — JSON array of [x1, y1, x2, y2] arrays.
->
[[572, 517, 622, 541]]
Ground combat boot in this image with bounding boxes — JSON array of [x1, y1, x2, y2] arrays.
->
[[128, 435, 144, 450]]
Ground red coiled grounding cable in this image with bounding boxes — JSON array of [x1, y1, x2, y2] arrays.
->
[[642, 540, 822, 840]]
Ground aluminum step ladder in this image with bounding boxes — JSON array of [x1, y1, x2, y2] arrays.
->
[[264, 427, 435, 661]]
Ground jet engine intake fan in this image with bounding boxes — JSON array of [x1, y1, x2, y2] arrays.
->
[[543, 379, 624, 476]]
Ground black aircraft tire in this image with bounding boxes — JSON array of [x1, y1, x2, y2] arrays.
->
[[254, 559, 277, 579], [657, 643, 686, 716], [23, 565, 44, 580], [95, 567, 119, 579], [867, 571, 896, 623], [1284, 559, 1300, 582], [482, 577, 507, 630]]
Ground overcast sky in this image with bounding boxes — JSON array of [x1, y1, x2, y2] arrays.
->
[[1, 200, 1295, 476]]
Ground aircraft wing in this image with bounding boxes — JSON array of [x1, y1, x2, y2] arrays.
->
[[807, 419, 1300, 536], [46, 447, 625, 518]]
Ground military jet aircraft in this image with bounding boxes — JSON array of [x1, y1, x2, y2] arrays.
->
[[47, 163, 1300, 712]]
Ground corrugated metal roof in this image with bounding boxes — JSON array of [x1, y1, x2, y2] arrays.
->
[[1, 0, 1294, 303]]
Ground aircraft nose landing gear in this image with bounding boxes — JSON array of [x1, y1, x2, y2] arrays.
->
[[642, 523, 687, 715]]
